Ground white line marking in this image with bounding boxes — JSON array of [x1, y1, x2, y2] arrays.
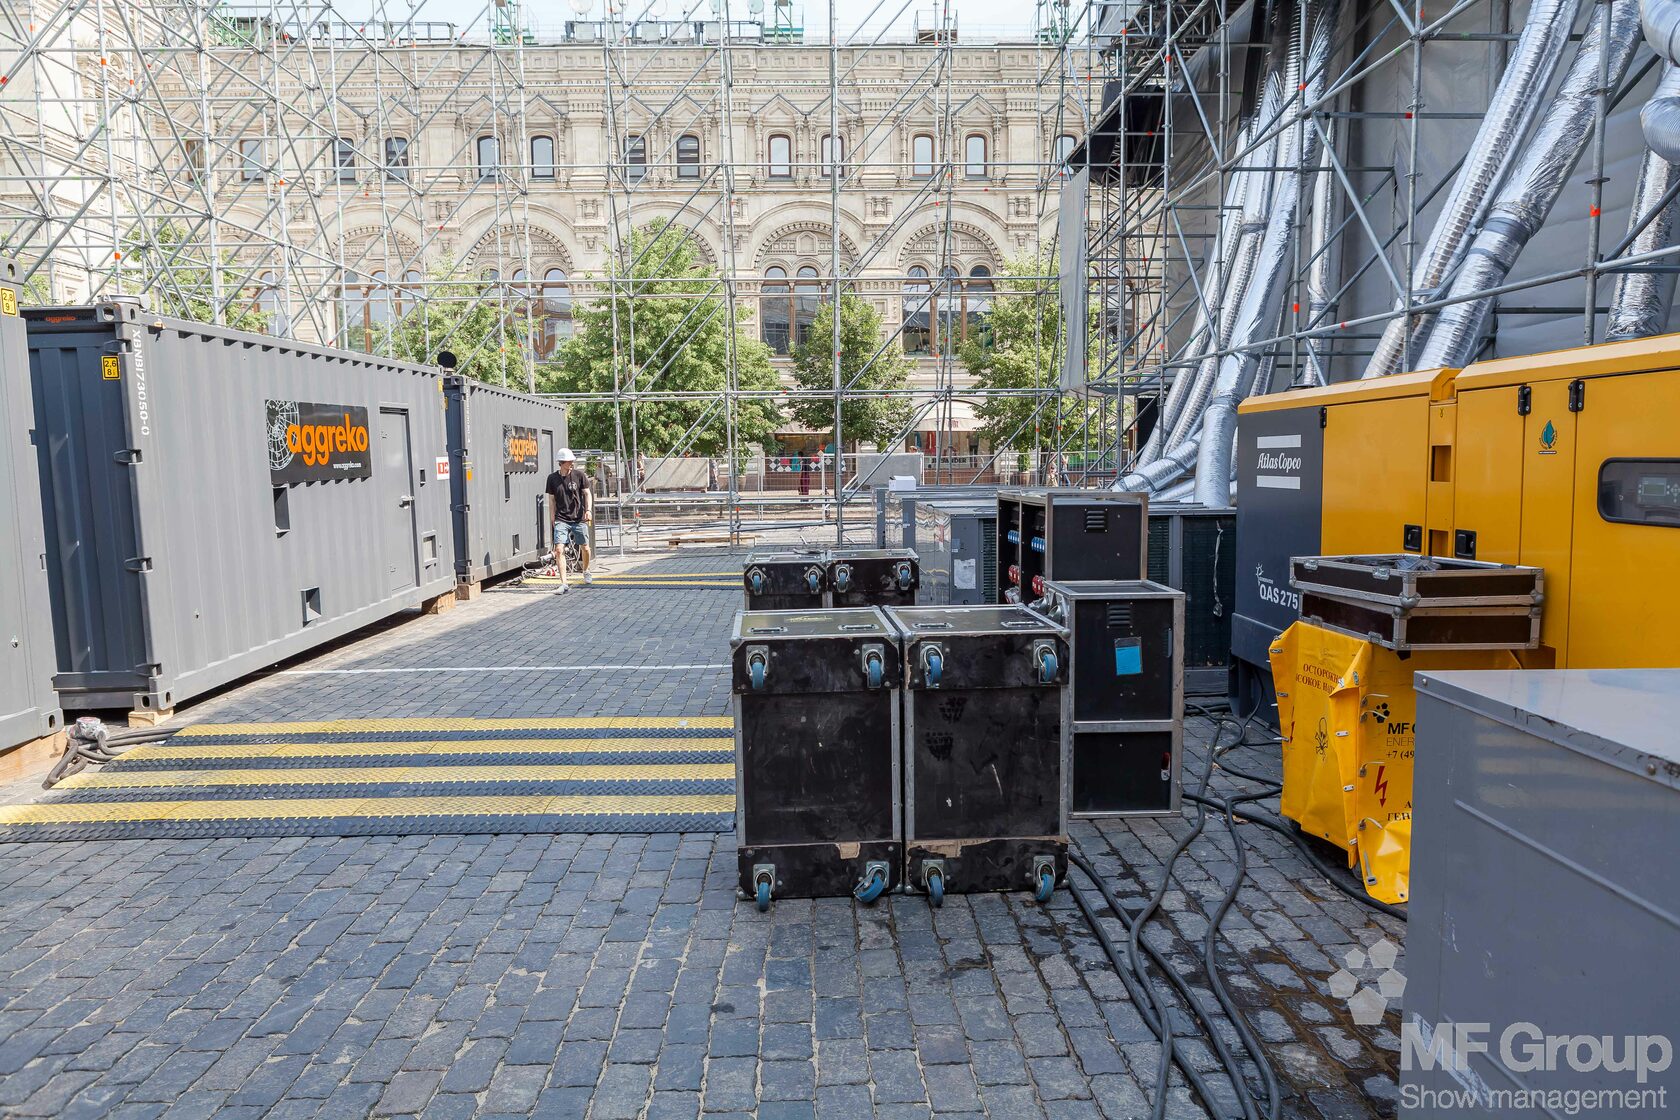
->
[[1255, 434, 1302, 449], [1254, 476, 1302, 490], [275, 664, 729, 676]]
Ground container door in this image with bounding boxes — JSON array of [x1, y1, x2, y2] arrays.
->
[[539, 429, 554, 546], [1517, 379, 1579, 657], [1565, 371, 1680, 667], [379, 407, 420, 595]]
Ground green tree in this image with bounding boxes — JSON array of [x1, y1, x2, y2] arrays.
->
[[789, 292, 914, 449], [368, 260, 527, 387], [118, 221, 269, 331], [542, 221, 782, 455], [959, 255, 1090, 452]]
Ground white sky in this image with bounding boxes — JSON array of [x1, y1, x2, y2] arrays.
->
[[348, 0, 1044, 38]]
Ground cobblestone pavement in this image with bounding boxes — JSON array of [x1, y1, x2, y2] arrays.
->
[[0, 550, 1404, 1118]]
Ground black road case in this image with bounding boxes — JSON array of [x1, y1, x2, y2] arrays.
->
[[1038, 580, 1184, 817], [742, 548, 828, 611], [997, 489, 1148, 603], [1291, 554, 1544, 651], [731, 608, 901, 908], [828, 547, 919, 608], [887, 605, 1069, 904]]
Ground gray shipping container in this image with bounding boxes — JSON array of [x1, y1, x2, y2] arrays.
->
[[0, 263, 62, 750], [24, 301, 455, 714], [1404, 670, 1680, 1113], [443, 375, 568, 587]]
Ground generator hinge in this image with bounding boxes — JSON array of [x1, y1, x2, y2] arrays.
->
[[1516, 385, 1531, 416], [1568, 379, 1586, 412], [124, 557, 153, 573], [1318, 406, 1327, 429], [112, 448, 143, 465]]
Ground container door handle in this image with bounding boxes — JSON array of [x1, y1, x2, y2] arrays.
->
[[398, 495, 415, 508]]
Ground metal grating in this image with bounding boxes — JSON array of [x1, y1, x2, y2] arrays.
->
[[981, 518, 999, 603], [1147, 517, 1171, 584]]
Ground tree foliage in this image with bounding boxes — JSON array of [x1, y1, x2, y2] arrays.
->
[[366, 260, 528, 387], [959, 255, 1092, 451], [119, 221, 269, 332], [542, 222, 782, 455], [789, 292, 914, 449]]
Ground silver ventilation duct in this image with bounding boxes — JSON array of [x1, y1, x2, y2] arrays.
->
[[1192, 0, 1343, 506], [1135, 129, 1256, 466], [1416, 0, 1643, 371], [1303, 134, 1338, 384], [1118, 14, 1296, 490], [1610, 77, 1680, 340], [1642, 0, 1680, 164], [1362, 0, 1582, 378]]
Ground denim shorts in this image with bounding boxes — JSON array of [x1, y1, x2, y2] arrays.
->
[[554, 519, 589, 549]]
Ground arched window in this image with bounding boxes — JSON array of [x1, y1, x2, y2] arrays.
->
[[384, 136, 409, 181], [257, 271, 288, 335], [965, 134, 988, 178], [542, 268, 573, 355], [902, 265, 931, 355], [911, 134, 935, 178], [761, 265, 791, 354], [821, 134, 843, 178], [625, 135, 646, 183], [1053, 133, 1076, 177], [395, 268, 422, 318], [966, 265, 994, 347], [794, 265, 821, 348], [531, 135, 555, 179], [476, 136, 499, 182], [768, 134, 792, 178], [676, 134, 701, 179], [368, 270, 392, 327], [934, 265, 961, 352]]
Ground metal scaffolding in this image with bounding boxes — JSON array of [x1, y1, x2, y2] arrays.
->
[[0, 0, 1115, 546], [1088, 0, 1680, 501]]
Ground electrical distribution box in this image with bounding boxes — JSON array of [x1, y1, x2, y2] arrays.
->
[[915, 500, 998, 605], [997, 489, 1148, 603], [731, 608, 902, 906], [887, 605, 1069, 902]]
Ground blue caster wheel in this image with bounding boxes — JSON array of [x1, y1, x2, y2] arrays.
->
[[755, 877, 772, 912], [853, 866, 887, 904], [926, 868, 945, 908], [925, 650, 942, 688], [1038, 648, 1058, 685], [865, 654, 883, 689], [1033, 867, 1055, 903], [749, 657, 766, 691]]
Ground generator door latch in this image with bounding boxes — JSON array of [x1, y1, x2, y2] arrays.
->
[[124, 556, 153, 573], [1568, 379, 1586, 412], [1517, 385, 1532, 416], [113, 448, 143, 465], [1318, 406, 1328, 429], [1402, 524, 1423, 552], [1454, 529, 1477, 560]]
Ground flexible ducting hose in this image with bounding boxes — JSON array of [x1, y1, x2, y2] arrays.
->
[[1642, 0, 1680, 163], [1304, 134, 1339, 384], [1610, 81, 1680, 339], [1363, 0, 1583, 377], [1417, 0, 1644, 370], [1193, 0, 1344, 506]]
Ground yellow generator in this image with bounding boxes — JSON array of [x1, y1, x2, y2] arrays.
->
[[1232, 335, 1680, 710], [1235, 336, 1680, 902]]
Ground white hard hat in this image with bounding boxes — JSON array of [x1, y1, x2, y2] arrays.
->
[[556, 448, 576, 463]]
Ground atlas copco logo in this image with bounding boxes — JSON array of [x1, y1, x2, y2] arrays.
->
[[286, 411, 369, 467]]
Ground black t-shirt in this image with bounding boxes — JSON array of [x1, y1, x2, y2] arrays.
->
[[546, 468, 590, 522]]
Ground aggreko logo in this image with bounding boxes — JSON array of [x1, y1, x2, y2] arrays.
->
[[506, 433, 539, 462], [286, 412, 369, 467]]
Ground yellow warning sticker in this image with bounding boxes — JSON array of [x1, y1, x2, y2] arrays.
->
[[0, 287, 16, 316], [101, 354, 120, 380]]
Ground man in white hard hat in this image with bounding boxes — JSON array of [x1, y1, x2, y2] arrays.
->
[[545, 448, 593, 590]]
